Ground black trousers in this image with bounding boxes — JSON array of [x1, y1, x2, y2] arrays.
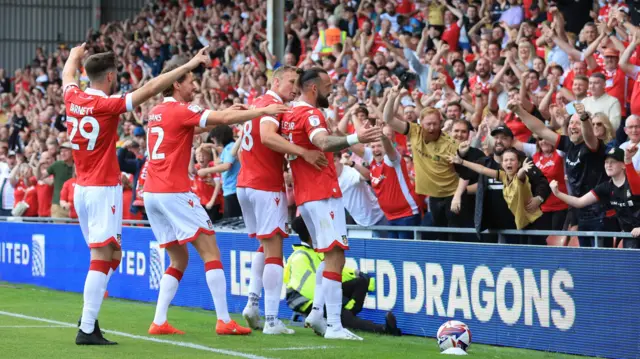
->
[[223, 193, 242, 218], [206, 204, 223, 223], [426, 195, 472, 242]]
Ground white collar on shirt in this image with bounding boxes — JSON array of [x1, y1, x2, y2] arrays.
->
[[85, 88, 108, 98], [266, 90, 283, 103], [163, 97, 177, 103]]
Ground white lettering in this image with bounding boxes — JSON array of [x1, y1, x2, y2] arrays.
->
[[240, 251, 252, 295], [230, 250, 239, 295], [21, 244, 29, 265], [524, 269, 549, 327], [425, 263, 446, 317], [6, 243, 13, 263], [69, 104, 94, 116], [359, 258, 376, 309], [136, 252, 146, 276], [447, 265, 472, 319], [14, 243, 20, 264], [551, 270, 575, 331], [376, 260, 397, 311], [126, 251, 135, 275], [496, 267, 523, 325], [403, 262, 424, 314], [471, 265, 495, 322]]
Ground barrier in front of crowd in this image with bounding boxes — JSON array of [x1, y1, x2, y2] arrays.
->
[[1, 220, 639, 359]]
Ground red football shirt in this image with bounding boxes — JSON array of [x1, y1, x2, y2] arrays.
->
[[60, 178, 77, 219], [64, 85, 133, 186], [14, 177, 38, 217], [363, 148, 419, 220], [145, 98, 211, 193], [533, 151, 569, 212], [281, 102, 342, 206], [237, 91, 287, 192], [36, 175, 53, 217], [193, 162, 222, 205]]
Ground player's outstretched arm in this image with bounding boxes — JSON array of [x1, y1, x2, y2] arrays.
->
[[311, 124, 382, 153], [205, 104, 288, 126], [62, 43, 87, 90], [130, 47, 211, 109], [261, 121, 328, 170]]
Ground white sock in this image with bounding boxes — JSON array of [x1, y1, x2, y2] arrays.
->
[[308, 261, 325, 319], [103, 268, 114, 294], [205, 268, 231, 323], [80, 269, 108, 334], [263, 260, 283, 325], [322, 274, 343, 330], [153, 273, 180, 325], [246, 251, 265, 308]]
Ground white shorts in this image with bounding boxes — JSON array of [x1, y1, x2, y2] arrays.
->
[[144, 192, 215, 248], [298, 197, 349, 253], [74, 184, 123, 249], [237, 187, 289, 240]]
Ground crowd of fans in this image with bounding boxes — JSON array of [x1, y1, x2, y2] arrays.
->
[[1, 0, 640, 247]]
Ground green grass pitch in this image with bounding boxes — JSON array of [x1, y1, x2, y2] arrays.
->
[[0, 282, 596, 359]]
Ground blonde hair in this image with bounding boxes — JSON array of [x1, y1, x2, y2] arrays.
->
[[592, 112, 614, 144], [419, 107, 443, 122]]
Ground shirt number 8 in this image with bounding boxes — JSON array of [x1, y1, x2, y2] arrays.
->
[[241, 121, 253, 151]]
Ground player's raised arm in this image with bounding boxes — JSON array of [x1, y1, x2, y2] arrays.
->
[[311, 122, 382, 152], [204, 104, 289, 126], [62, 43, 87, 91], [130, 47, 211, 109]]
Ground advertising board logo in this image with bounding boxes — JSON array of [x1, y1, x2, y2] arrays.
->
[[149, 241, 165, 290], [31, 235, 45, 277]]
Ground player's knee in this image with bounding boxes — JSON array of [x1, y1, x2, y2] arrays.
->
[[112, 250, 122, 262], [192, 233, 221, 262], [263, 237, 283, 258], [90, 245, 114, 261], [167, 246, 189, 271]]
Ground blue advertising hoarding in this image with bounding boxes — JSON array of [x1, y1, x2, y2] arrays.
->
[[0, 222, 639, 359]]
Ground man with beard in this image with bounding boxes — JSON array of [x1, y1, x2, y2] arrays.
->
[[383, 86, 463, 240], [512, 101, 606, 247], [451, 59, 468, 95], [460, 124, 551, 244], [281, 68, 381, 340], [469, 57, 493, 100]]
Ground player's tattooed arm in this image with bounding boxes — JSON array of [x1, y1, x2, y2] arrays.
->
[[311, 132, 352, 152]]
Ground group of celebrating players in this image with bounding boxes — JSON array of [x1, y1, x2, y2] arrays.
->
[[64, 42, 382, 345]]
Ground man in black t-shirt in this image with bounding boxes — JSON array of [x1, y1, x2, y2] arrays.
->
[[8, 104, 29, 152], [512, 101, 606, 247], [551, 147, 640, 248]]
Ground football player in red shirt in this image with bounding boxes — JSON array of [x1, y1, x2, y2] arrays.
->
[[63, 44, 212, 345], [143, 61, 287, 336], [281, 68, 380, 340], [237, 66, 327, 334]]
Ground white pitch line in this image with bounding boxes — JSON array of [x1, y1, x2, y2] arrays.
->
[[266, 346, 335, 351], [0, 325, 68, 328], [0, 311, 272, 359]]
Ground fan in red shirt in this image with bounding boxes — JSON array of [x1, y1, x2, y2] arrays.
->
[[35, 152, 54, 217], [63, 44, 212, 345], [530, 140, 569, 229], [236, 66, 327, 334], [143, 60, 287, 337], [192, 147, 223, 222], [281, 67, 381, 341], [121, 173, 143, 222], [13, 165, 38, 217], [354, 136, 420, 239], [60, 176, 77, 219]]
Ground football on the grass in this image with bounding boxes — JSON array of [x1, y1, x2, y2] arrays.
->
[[437, 320, 472, 352]]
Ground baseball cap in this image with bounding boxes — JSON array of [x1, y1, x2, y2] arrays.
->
[[7, 150, 16, 157], [490, 125, 514, 138], [605, 147, 624, 162], [603, 48, 619, 57], [60, 142, 73, 150], [133, 127, 146, 137]]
